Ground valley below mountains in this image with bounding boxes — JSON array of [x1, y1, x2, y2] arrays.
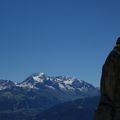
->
[[0, 73, 100, 120]]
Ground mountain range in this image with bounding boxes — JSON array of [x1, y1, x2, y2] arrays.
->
[[0, 73, 99, 120]]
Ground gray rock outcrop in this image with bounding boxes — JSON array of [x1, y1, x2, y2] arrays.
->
[[94, 37, 120, 120]]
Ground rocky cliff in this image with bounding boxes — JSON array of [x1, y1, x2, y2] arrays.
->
[[95, 37, 120, 120]]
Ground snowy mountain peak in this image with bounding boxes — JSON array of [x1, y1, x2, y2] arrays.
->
[[29, 73, 79, 85], [31, 73, 47, 82], [16, 73, 99, 97], [0, 74, 99, 98], [32, 72, 46, 77], [0, 80, 15, 90]]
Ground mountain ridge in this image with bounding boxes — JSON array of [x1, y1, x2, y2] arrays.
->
[[0, 73, 100, 120], [0, 73, 99, 100]]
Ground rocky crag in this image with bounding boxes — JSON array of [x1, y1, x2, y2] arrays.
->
[[95, 37, 120, 120]]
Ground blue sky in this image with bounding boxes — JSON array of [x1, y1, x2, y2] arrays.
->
[[0, 0, 120, 86]]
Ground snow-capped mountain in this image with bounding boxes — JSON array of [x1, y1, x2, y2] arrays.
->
[[17, 73, 99, 98], [0, 73, 99, 120], [0, 73, 99, 101], [0, 80, 15, 90]]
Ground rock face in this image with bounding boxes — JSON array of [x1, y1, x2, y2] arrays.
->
[[94, 38, 120, 120]]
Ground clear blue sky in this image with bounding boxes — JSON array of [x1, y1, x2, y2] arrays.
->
[[0, 0, 120, 86]]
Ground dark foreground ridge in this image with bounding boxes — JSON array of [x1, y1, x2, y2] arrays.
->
[[35, 96, 99, 120]]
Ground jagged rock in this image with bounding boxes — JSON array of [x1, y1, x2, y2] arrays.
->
[[94, 37, 120, 120]]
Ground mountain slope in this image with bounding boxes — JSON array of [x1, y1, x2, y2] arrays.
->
[[0, 86, 61, 120], [36, 96, 100, 120]]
